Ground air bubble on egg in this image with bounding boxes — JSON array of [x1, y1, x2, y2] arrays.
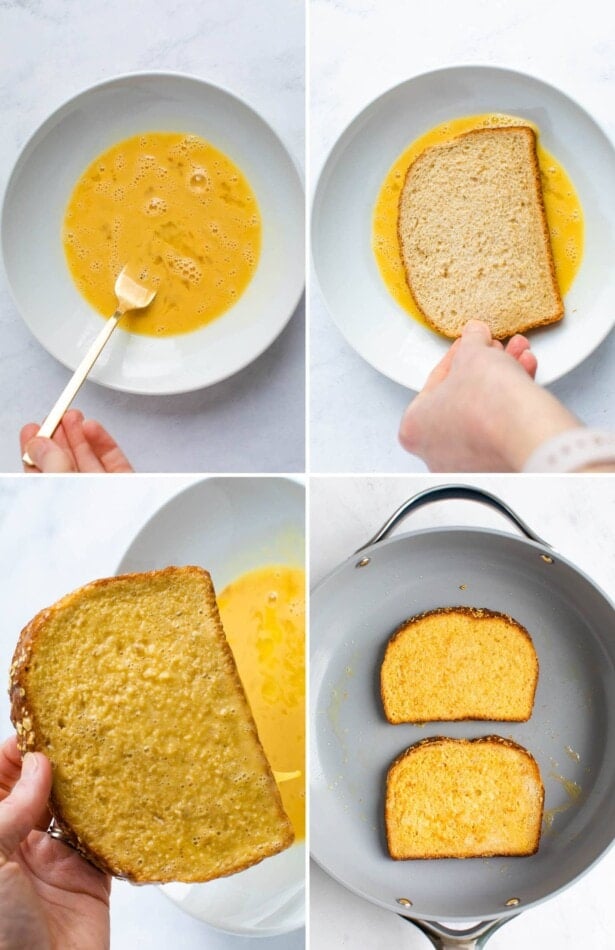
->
[[145, 196, 167, 216], [64, 132, 261, 335]]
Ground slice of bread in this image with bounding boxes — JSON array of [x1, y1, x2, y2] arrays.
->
[[10, 566, 294, 883], [386, 736, 544, 859], [381, 606, 538, 723], [398, 126, 564, 339]]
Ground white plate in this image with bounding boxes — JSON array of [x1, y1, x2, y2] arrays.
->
[[312, 65, 615, 389], [2, 73, 304, 394], [117, 477, 305, 937]]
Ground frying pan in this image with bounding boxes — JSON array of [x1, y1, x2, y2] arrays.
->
[[311, 485, 615, 948]]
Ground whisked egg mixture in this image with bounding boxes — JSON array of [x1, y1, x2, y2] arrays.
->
[[63, 132, 261, 337], [217, 565, 305, 841]]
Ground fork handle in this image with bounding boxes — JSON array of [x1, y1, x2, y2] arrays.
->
[[22, 311, 122, 466]]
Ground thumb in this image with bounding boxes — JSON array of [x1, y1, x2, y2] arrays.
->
[[459, 319, 493, 348], [25, 438, 74, 473], [0, 753, 52, 866]]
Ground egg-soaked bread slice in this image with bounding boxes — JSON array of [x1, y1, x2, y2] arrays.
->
[[381, 606, 538, 723], [386, 736, 544, 859], [10, 566, 293, 882], [398, 126, 563, 339]]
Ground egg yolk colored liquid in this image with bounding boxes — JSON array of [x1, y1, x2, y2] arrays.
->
[[217, 566, 305, 841], [63, 132, 261, 337], [373, 114, 584, 327]]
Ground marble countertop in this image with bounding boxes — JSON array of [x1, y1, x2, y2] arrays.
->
[[0, 476, 305, 950], [310, 474, 615, 949], [0, 0, 304, 473], [310, 0, 615, 472]]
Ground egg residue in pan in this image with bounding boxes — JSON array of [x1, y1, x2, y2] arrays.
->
[[217, 565, 305, 841], [63, 132, 261, 337], [373, 113, 584, 328]]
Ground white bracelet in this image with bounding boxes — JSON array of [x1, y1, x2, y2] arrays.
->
[[522, 428, 615, 473]]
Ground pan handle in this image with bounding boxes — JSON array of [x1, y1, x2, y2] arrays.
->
[[354, 484, 550, 554], [402, 916, 514, 949]]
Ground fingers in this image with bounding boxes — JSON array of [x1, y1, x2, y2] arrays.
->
[[23, 438, 75, 473], [20, 425, 42, 473], [21, 411, 133, 473], [0, 752, 52, 866], [505, 335, 538, 378], [0, 738, 52, 831], [49, 422, 75, 455], [459, 325, 537, 379], [459, 319, 493, 347], [60, 413, 134, 473], [0, 737, 23, 800], [21, 421, 79, 472], [82, 420, 134, 473], [505, 334, 531, 360], [422, 321, 495, 395], [60, 411, 106, 473], [519, 349, 538, 379], [19, 425, 40, 455]]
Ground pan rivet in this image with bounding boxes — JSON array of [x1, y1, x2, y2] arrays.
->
[[396, 898, 413, 907], [505, 897, 521, 907], [540, 554, 554, 564], [355, 557, 371, 568]]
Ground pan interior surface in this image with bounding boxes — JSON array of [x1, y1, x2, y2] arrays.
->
[[311, 528, 615, 921]]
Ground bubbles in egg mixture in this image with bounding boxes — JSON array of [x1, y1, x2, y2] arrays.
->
[[62, 131, 262, 336], [165, 252, 202, 285], [565, 237, 579, 262], [145, 196, 167, 216], [189, 168, 210, 193]]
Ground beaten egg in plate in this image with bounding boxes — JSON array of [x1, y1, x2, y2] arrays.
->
[[2, 73, 306, 395], [63, 131, 261, 337], [217, 565, 305, 841], [373, 113, 584, 329]]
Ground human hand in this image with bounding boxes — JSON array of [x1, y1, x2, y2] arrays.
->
[[21, 410, 134, 473], [0, 735, 110, 950], [399, 320, 581, 472]]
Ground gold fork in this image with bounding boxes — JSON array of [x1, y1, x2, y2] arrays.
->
[[23, 266, 156, 466]]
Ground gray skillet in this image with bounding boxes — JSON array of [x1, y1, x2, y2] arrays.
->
[[310, 485, 615, 948]]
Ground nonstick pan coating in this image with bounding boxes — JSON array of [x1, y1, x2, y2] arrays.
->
[[311, 516, 615, 924]]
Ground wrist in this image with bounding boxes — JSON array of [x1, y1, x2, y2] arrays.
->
[[484, 377, 581, 472], [522, 429, 615, 473]]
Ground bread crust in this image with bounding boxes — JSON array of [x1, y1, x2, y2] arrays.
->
[[9, 566, 294, 882], [397, 125, 564, 339], [385, 735, 545, 860], [381, 605, 539, 724]]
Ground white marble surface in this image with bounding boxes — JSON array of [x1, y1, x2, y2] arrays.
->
[[310, 474, 615, 949], [0, 475, 304, 950], [309, 0, 615, 472], [0, 0, 305, 473]]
